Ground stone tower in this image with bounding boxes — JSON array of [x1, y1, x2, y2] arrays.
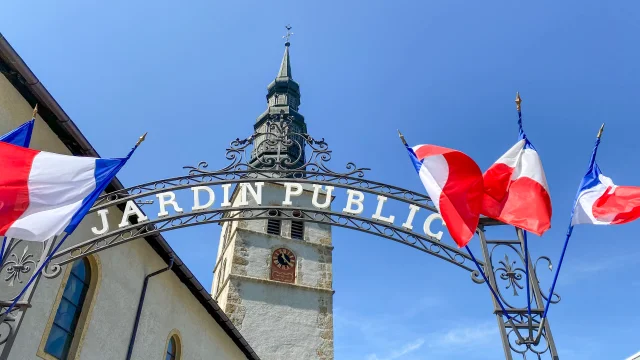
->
[[212, 40, 334, 360]]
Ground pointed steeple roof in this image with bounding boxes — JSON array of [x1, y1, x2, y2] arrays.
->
[[277, 43, 292, 79], [249, 27, 307, 171]]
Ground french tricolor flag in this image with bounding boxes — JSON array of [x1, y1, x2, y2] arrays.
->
[[0, 141, 129, 241], [0, 119, 35, 148], [572, 133, 640, 226], [481, 136, 552, 235], [404, 142, 484, 248]]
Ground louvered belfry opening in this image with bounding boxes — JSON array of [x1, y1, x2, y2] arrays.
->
[[291, 210, 304, 240], [267, 209, 282, 236]]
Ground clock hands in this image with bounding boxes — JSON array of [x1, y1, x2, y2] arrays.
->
[[278, 252, 292, 266]]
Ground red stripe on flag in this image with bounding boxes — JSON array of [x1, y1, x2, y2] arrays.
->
[[439, 151, 484, 247], [594, 186, 640, 224], [482, 176, 551, 235], [0, 142, 39, 234], [413, 144, 450, 160], [482, 163, 514, 204]]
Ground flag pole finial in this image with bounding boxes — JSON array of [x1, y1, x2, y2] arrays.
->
[[136, 132, 147, 147], [597, 123, 605, 139], [397, 129, 408, 146], [32, 104, 39, 119], [515, 92, 522, 112]]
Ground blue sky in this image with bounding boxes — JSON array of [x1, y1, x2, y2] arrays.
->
[[3, 1, 640, 358]]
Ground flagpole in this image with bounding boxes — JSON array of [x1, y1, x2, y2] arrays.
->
[[398, 129, 523, 321], [535, 123, 605, 341], [0, 237, 6, 264], [2, 133, 147, 316], [397, 129, 509, 314], [514, 92, 534, 335], [0, 104, 38, 264]]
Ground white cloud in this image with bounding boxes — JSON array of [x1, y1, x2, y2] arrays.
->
[[366, 338, 425, 360], [559, 252, 640, 286], [362, 322, 497, 360], [428, 321, 497, 349]]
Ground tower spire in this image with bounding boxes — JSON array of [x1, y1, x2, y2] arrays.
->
[[278, 25, 293, 79], [250, 25, 307, 170], [277, 43, 292, 79]]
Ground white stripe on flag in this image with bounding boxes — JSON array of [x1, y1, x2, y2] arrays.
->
[[418, 154, 449, 212], [6, 152, 98, 241]]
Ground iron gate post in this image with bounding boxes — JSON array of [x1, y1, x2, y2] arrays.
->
[[0, 236, 57, 360], [477, 225, 560, 359], [477, 227, 514, 360]]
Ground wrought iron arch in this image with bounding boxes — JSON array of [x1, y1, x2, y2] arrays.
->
[[0, 113, 560, 359], [40, 206, 485, 280]]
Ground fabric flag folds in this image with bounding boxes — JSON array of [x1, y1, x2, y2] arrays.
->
[[404, 143, 484, 248], [0, 119, 35, 147], [0, 141, 130, 241], [482, 135, 552, 236], [572, 138, 640, 225]]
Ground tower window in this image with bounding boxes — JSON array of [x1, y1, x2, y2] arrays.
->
[[44, 258, 92, 359], [291, 210, 304, 240], [267, 209, 282, 235], [223, 222, 233, 247]]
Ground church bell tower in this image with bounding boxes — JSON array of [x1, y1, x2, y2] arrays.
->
[[212, 30, 335, 360]]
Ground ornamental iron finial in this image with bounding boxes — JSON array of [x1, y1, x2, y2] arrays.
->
[[597, 123, 605, 139], [283, 25, 294, 45], [136, 132, 148, 147], [397, 129, 408, 146], [515, 92, 522, 112]]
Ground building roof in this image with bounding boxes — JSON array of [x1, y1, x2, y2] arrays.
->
[[627, 351, 640, 360], [0, 33, 260, 360]]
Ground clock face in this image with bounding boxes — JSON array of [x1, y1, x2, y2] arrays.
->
[[272, 248, 296, 270]]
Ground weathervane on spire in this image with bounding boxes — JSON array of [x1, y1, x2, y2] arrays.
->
[[283, 24, 294, 45]]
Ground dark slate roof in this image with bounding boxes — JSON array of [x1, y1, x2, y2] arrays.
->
[[277, 43, 292, 79], [0, 33, 260, 360]]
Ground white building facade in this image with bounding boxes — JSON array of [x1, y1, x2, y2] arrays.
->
[[0, 33, 258, 360]]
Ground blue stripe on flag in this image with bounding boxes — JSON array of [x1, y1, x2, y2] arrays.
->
[[0, 120, 34, 147], [405, 145, 424, 174], [64, 157, 126, 234]]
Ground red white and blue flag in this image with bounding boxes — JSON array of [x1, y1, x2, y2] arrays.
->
[[0, 119, 35, 148], [572, 137, 640, 225], [405, 143, 484, 248], [0, 141, 130, 241], [482, 135, 552, 236]]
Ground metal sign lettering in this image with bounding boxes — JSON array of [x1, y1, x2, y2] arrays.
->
[[0, 113, 561, 359]]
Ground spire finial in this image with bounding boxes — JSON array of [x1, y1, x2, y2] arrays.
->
[[32, 104, 38, 119], [283, 24, 293, 46], [515, 92, 522, 112]]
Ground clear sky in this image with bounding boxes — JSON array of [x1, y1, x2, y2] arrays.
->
[[2, 1, 640, 359]]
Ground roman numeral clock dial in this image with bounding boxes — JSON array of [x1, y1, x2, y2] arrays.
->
[[270, 248, 296, 283]]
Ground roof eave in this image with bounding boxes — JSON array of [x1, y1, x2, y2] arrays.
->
[[0, 33, 260, 360]]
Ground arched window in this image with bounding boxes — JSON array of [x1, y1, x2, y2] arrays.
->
[[165, 331, 182, 360], [166, 336, 177, 360], [43, 258, 92, 359]]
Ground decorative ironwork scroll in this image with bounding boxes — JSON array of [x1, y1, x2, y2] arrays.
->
[[0, 113, 560, 359]]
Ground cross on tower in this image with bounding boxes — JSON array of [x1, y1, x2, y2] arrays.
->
[[283, 25, 294, 44]]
